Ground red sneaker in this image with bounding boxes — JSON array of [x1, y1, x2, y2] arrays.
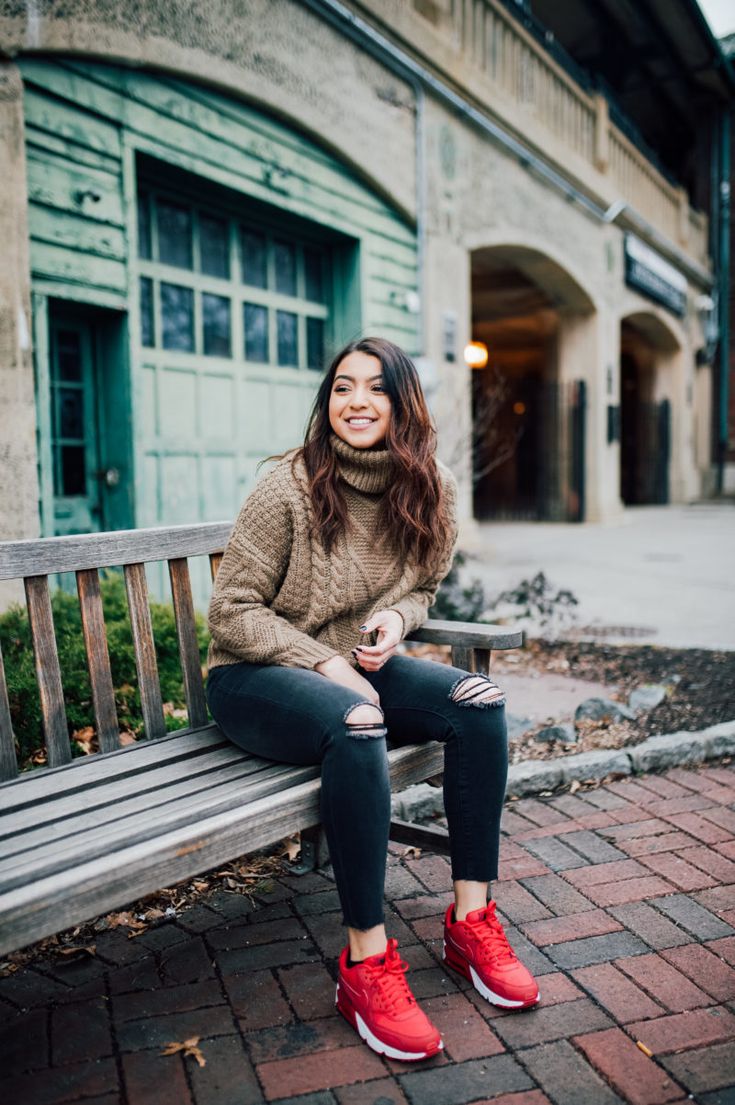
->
[[443, 901, 539, 1009], [336, 938, 443, 1061]]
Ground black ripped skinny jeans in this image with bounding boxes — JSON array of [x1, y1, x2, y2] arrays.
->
[[206, 654, 508, 930]]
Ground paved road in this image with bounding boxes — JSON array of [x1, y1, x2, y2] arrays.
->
[[467, 502, 735, 651], [1, 761, 733, 1104]]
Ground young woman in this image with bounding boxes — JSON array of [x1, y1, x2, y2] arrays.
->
[[206, 336, 539, 1062]]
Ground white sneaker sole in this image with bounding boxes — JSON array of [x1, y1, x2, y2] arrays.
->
[[443, 939, 540, 1009], [335, 983, 443, 1061]]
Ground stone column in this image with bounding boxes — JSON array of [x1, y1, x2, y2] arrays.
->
[[0, 62, 39, 544], [0, 62, 39, 606]]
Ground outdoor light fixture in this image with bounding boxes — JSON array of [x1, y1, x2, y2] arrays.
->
[[464, 341, 489, 368]]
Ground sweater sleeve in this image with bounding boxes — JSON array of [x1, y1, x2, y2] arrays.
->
[[387, 466, 459, 638], [207, 469, 339, 669]]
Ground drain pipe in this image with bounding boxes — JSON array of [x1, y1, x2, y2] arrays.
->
[[717, 109, 731, 493]]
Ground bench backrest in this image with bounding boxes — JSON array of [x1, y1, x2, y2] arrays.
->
[[0, 523, 232, 782]]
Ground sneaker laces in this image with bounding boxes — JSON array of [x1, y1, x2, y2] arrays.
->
[[363, 938, 416, 1013], [466, 902, 516, 965]]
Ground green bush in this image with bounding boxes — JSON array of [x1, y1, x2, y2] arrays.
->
[[0, 573, 209, 770]]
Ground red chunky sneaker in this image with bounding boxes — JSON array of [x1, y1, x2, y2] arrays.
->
[[443, 901, 540, 1009], [336, 938, 443, 1061]]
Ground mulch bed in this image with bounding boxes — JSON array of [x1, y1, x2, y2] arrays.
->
[[411, 638, 735, 762]]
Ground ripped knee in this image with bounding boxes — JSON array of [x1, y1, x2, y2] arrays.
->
[[449, 673, 506, 709], [344, 701, 387, 740]]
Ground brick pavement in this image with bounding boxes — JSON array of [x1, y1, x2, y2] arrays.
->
[[1, 762, 734, 1105]]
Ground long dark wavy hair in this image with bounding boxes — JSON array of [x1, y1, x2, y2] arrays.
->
[[293, 336, 451, 569]]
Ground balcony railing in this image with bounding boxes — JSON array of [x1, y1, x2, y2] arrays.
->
[[360, 0, 710, 269]]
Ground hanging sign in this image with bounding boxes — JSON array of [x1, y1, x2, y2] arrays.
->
[[624, 234, 687, 317]]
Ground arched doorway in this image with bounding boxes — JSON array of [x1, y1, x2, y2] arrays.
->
[[470, 245, 595, 521], [619, 312, 679, 505]]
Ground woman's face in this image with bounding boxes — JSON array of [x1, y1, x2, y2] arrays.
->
[[328, 350, 391, 448]]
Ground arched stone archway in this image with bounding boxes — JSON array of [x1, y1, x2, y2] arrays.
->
[[619, 309, 683, 505], [469, 243, 598, 521]]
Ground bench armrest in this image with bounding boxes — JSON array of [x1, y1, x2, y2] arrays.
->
[[406, 619, 523, 650]]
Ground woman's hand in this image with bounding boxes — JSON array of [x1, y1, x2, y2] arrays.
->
[[352, 609, 404, 672], [314, 655, 381, 706]]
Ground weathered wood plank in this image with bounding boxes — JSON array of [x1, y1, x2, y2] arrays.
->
[[1, 741, 442, 890], [0, 743, 253, 838], [209, 552, 223, 581], [0, 523, 232, 580], [0, 764, 308, 887], [0, 643, 17, 782], [410, 620, 523, 650], [388, 818, 452, 857], [473, 648, 492, 675], [0, 757, 287, 865], [451, 646, 475, 672], [76, 569, 119, 753], [168, 559, 208, 729], [23, 577, 71, 768], [0, 724, 226, 810], [0, 741, 442, 956], [123, 564, 166, 741]]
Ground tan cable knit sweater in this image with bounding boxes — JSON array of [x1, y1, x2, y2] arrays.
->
[[207, 433, 458, 670]]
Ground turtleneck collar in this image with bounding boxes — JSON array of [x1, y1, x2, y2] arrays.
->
[[330, 432, 393, 494]]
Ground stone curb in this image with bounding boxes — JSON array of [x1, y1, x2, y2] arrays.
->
[[391, 720, 735, 820]]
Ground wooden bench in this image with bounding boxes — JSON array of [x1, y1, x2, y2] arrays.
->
[[0, 523, 522, 957]]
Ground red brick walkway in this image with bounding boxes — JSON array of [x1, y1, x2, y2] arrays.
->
[[1, 762, 734, 1105]]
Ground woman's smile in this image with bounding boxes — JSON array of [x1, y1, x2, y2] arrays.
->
[[329, 350, 392, 447]]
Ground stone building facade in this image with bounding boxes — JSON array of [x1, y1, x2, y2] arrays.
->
[[0, 0, 731, 596]]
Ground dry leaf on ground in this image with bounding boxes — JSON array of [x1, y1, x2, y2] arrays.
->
[[161, 1037, 206, 1067]]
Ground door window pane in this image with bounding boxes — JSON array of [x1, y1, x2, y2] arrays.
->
[[137, 192, 152, 259], [277, 310, 298, 367], [244, 303, 269, 363], [161, 283, 194, 351], [274, 241, 297, 295], [60, 446, 86, 496], [140, 277, 154, 348], [241, 229, 267, 288], [57, 330, 82, 380], [203, 293, 231, 357], [157, 200, 193, 269], [304, 248, 324, 302], [306, 317, 324, 371], [59, 388, 84, 438], [200, 214, 230, 278]]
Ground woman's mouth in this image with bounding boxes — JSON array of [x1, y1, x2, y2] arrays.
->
[[346, 418, 376, 428]]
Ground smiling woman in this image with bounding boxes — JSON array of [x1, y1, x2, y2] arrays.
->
[[328, 350, 392, 449], [206, 335, 538, 1063]]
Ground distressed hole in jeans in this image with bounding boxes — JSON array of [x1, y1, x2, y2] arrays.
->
[[449, 673, 506, 709], [344, 701, 387, 740]]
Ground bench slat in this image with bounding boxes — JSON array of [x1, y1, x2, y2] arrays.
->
[[76, 569, 120, 753], [0, 724, 227, 810], [0, 755, 284, 863], [0, 739, 444, 889], [0, 761, 320, 889], [0, 643, 17, 781], [209, 552, 222, 581], [168, 558, 208, 729], [124, 563, 166, 740], [0, 523, 232, 580], [0, 742, 254, 838], [0, 742, 443, 955], [24, 576, 71, 768]]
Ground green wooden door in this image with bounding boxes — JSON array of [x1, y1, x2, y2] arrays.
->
[[49, 319, 104, 536]]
